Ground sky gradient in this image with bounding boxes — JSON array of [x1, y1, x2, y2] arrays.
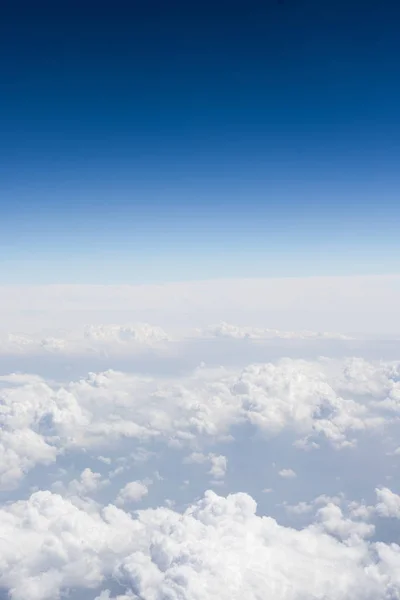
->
[[1, 0, 399, 283]]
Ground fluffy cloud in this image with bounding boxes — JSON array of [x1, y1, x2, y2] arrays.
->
[[1, 319, 400, 599], [0, 375, 60, 489], [200, 321, 351, 340], [279, 468, 297, 479], [375, 487, 400, 518], [116, 481, 149, 505], [313, 502, 375, 541], [0, 354, 399, 493], [184, 452, 227, 480], [82, 324, 169, 344], [1, 488, 400, 600], [0, 428, 57, 491], [95, 592, 133, 600], [55, 468, 110, 499], [0, 323, 170, 357]]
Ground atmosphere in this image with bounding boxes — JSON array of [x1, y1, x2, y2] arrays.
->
[[1, 0, 400, 282]]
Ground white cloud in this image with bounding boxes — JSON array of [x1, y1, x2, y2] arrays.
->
[[2, 309, 400, 599], [200, 321, 351, 340], [285, 494, 378, 532], [285, 500, 313, 514], [64, 468, 110, 497], [184, 452, 227, 480], [375, 487, 400, 518], [82, 323, 169, 344], [95, 592, 134, 600], [0, 354, 398, 493], [209, 454, 227, 479], [0, 322, 170, 357], [116, 481, 149, 505], [1, 489, 400, 600], [313, 502, 375, 541], [278, 468, 297, 479], [0, 428, 57, 491]]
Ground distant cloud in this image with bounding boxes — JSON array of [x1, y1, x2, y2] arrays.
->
[[63, 468, 110, 497], [199, 321, 351, 340], [278, 468, 297, 479], [375, 487, 400, 518], [116, 481, 149, 505], [0, 354, 399, 494], [82, 323, 169, 344], [0, 323, 170, 357], [185, 452, 227, 480]]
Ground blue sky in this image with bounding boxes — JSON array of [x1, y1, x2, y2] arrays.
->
[[1, 0, 399, 283]]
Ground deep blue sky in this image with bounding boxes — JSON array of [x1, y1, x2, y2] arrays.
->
[[1, 0, 399, 283]]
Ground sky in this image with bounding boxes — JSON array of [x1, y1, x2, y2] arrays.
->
[[1, 0, 400, 283]]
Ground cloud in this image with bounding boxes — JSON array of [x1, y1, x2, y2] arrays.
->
[[375, 487, 400, 518], [200, 321, 351, 340], [95, 592, 133, 600], [184, 452, 227, 480], [313, 502, 375, 541], [0, 428, 57, 491], [0, 323, 170, 357], [82, 323, 169, 344], [209, 454, 227, 479], [56, 468, 110, 498], [0, 326, 400, 600], [284, 500, 313, 514], [0, 354, 398, 494], [1, 315, 400, 598], [278, 468, 297, 479], [115, 481, 149, 506], [57, 358, 390, 448], [1, 488, 400, 599]]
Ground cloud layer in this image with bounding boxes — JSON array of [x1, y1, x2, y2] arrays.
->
[[0, 317, 400, 599], [2, 487, 400, 600]]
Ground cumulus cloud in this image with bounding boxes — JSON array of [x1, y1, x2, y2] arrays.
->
[[56, 468, 110, 499], [209, 454, 227, 479], [200, 321, 352, 340], [1, 488, 400, 599], [0, 428, 57, 491], [278, 468, 297, 479], [0, 354, 398, 494], [375, 487, 400, 518], [115, 481, 149, 505], [95, 592, 134, 600], [284, 500, 313, 514], [313, 502, 375, 541], [0, 323, 170, 357], [1, 312, 400, 599], [184, 452, 227, 480]]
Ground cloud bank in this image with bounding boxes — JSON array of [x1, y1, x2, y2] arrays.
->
[[0, 302, 400, 598]]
